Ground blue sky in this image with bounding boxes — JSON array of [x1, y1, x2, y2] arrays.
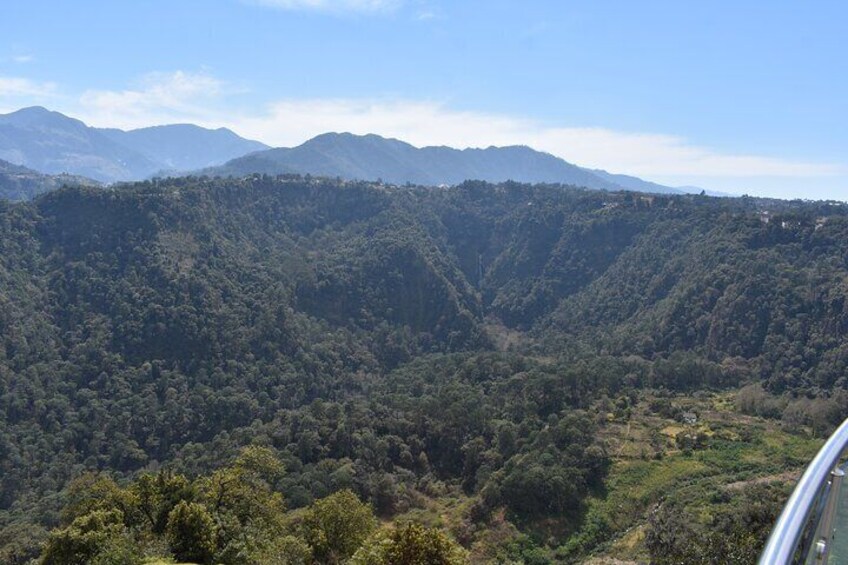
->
[[1, 0, 845, 199]]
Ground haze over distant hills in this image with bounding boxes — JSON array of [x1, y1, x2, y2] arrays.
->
[[0, 158, 99, 201], [0, 107, 268, 183], [0, 106, 720, 196]]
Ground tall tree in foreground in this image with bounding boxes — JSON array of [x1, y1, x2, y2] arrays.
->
[[351, 522, 469, 565]]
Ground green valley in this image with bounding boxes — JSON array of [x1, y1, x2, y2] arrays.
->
[[0, 176, 846, 563]]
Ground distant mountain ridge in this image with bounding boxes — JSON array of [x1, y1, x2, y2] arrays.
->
[[99, 123, 268, 173], [207, 132, 622, 190], [587, 168, 686, 195], [206, 132, 708, 195], [0, 107, 268, 183], [0, 107, 158, 182]]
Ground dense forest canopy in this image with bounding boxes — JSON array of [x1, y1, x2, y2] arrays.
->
[[1, 175, 847, 562]]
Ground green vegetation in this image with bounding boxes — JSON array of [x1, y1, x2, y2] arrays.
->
[[35, 446, 465, 564], [554, 392, 819, 564], [0, 176, 846, 562], [301, 489, 377, 563], [351, 522, 468, 564]]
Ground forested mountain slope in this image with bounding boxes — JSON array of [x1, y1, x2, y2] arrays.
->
[[0, 176, 846, 562]]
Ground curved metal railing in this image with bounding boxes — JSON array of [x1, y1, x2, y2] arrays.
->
[[760, 417, 848, 564]]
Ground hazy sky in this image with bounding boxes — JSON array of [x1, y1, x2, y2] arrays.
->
[[1, 0, 845, 200]]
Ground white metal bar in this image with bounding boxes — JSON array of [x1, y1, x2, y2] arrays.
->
[[759, 417, 848, 565]]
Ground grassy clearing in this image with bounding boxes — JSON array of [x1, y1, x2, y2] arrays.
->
[[573, 392, 821, 563]]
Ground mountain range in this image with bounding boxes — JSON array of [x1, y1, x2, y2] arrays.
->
[[0, 106, 268, 183], [205, 132, 629, 190], [205, 132, 718, 195], [0, 106, 717, 197]]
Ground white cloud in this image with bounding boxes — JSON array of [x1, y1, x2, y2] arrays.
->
[[228, 98, 843, 179], [0, 76, 56, 98], [0, 76, 57, 114], [11, 55, 34, 64], [78, 71, 227, 129], [246, 0, 402, 15]]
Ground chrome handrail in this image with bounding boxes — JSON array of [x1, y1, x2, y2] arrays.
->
[[760, 417, 848, 564]]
